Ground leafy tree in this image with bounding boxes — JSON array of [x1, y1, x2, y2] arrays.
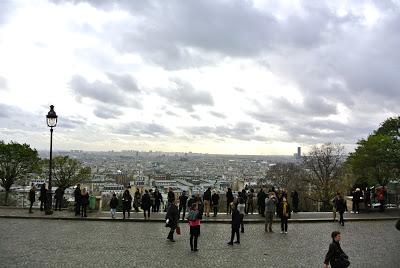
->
[[303, 143, 345, 210], [348, 116, 400, 186], [43, 156, 91, 188], [0, 141, 40, 205]]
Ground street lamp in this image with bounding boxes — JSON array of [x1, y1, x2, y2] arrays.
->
[[45, 105, 57, 215]]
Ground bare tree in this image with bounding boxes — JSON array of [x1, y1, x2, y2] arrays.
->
[[303, 143, 345, 210]]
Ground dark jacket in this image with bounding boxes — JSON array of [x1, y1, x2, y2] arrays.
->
[[324, 240, 348, 267], [55, 187, 64, 200], [29, 188, 36, 202], [110, 197, 118, 209], [166, 204, 179, 229], [226, 190, 234, 203], [81, 192, 89, 205], [179, 194, 188, 208], [141, 193, 151, 209], [211, 193, 220, 205], [74, 187, 81, 203], [258, 191, 266, 206], [122, 190, 132, 209], [277, 202, 291, 219], [203, 190, 211, 201], [167, 190, 175, 203], [231, 207, 241, 229], [39, 185, 46, 201], [336, 198, 347, 213]]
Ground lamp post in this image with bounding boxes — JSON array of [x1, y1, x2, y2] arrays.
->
[[45, 105, 57, 215]]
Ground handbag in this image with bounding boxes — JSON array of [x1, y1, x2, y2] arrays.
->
[[336, 253, 350, 267], [176, 226, 181, 235]]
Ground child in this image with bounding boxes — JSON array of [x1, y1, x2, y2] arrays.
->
[[187, 203, 201, 251], [110, 193, 118, 219]]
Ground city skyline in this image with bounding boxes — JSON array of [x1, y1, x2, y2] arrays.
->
[[0, 1, 399, 155]]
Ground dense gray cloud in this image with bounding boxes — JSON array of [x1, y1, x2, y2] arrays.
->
[[115, 121, 172, 137], [158, 79, 214, 112], [209, 111, 226, 119], [106, 73, 140, 93], [185, 122, 267, 142], [93, 105, 123, 119], [70, 75, 142, 109]]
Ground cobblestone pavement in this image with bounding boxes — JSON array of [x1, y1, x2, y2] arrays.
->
[[0, 218, 399, 268]]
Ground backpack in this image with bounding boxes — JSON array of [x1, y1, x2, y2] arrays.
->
[[187, 210, 197, 221]]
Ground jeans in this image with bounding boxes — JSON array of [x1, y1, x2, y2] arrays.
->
[[55, 199, 62, 211], [190, 235, 198, 250], [75, 201, 81, 215], [29, 201, 34, 213], [280, 216, 288, 232], [339, 211, 344, 225], [240, 214, 244, 232], [265, 211, 273, 231], [179, 205, 187, 220], [110, 208, 116, 218], [213, 205, 218, 216], [230, 228, 240, 243], [143, 209, 150, 218], [81, 204, 87, 217], [204, 200, 211, 216]]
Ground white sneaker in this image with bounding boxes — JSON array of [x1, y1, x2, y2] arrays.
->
[[284, 231, 288, 234], [280, 231, 284, 234]]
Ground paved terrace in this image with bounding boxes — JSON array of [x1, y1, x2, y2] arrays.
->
[[0, 207, 398, 222], [0, 218, 399, 267]]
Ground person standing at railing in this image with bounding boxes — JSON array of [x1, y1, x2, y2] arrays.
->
[[54, 187, 64, 211], [28, 183, 36, 213], [39, 184, 46, 211]]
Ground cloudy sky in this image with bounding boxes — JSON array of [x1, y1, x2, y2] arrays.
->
[[0, 0, 399, 155]]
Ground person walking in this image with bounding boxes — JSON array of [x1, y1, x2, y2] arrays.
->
[[364, 187, 371, 212], [246, 189, 254, 214], [110, 193, 118, 219], [28, 183, 36, 213], [39, 184, 46, 211], [74, 184, 81, 216], [226, 188, 234, 214], [141, 189, 151, 219], [237, 197, 246, 233], [134, 188, 141, 212], [149, 189, 155, 212], [277, 197, 291, 234], [265, 192, 276, 232], [227, 202, 241, 245], [187, 203, 201, 251], [211, 191, 220, 217], [122, 188, 132, 219], [291, 190, 299, 213], [324, 231, 350, 268], [336, 193, 347, 226], [80, 188, 89, 217], [203, 187, 212, 217], [54, 187, 64, 211], [179, 191, 189, 220], [166, 199, 180, 242]]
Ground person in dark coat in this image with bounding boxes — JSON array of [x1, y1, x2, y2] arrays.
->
[[54, 187, 64, 211], [166, 199, 180, 242], [154, 189, 162, 212], [39, 184, 46, 211], [211, 191, 220, 217], [291, 190, 299, 213], [226, 188, 234, 214], [74, 184, 81, 216], [80, 188, 89, 217], [324, 231, 350, 268], [227, 202, 241, 245], [203, 187, 212, 217], [122, 189, 133, 219], [167, 188, 175, 208], [28, 184, 36, 213], [110, 193, 118, 219], [179, 191, 189, 220], [258, 188, 266, 217], [141, 189, 151, 219], [133, 188, 141, 212], [277, 197, 291, 234], [246, 188, 254, 214], [336, 193, 347, 226]]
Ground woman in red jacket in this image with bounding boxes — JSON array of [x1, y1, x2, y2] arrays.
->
[[187, 203, 201, 251]]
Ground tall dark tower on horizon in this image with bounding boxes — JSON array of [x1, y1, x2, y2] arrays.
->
[[297, 147, 301, 158]]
